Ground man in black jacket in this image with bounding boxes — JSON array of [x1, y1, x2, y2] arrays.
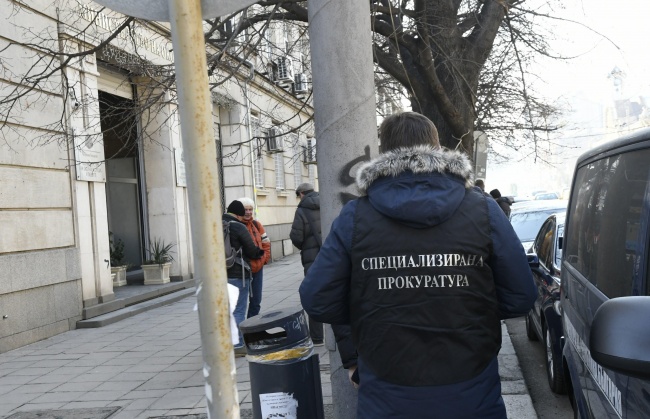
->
[[490, 189, 512, 219], [224, 200, 264, 356], [290, 183, 324, 345]]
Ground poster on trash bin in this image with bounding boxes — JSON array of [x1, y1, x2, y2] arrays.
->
[[259, 392, 298, 419]]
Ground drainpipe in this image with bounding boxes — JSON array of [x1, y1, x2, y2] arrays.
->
[[241, 61, 259, 212]]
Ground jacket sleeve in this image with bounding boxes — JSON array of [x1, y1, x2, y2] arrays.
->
[[486, 198, 537, 319], [290, 209, 305, 249], [255, 220, 272, 265], [331, 324, 358, 369], [299, 201, 356, 325], [235, 223, 264, 260]]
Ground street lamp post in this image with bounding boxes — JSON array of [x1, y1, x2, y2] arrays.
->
[[89, 1, 256, 417]]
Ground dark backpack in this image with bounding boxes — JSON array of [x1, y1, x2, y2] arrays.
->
[[223, 220, 240, 268]]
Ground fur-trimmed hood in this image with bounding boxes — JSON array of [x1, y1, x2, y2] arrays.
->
[[356, 145, 474, 193], [354, 146, 476, 228]]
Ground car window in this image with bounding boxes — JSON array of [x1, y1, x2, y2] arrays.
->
[[555, 224, 564, 268], [565, 148, 650, 298], [534, 219, 555, 269], [511, 209, 563, 243]]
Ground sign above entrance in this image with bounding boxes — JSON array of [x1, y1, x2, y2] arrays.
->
[[92, 0, 258, 21]]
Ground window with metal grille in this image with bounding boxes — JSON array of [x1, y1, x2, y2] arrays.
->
[[303, 138, 316, 164], [308, 164, 316, 187], [250, 116, 264, 188], [308, 138, 316, 186], [274, 149, 285, 190], [293, 137, 302, 189]]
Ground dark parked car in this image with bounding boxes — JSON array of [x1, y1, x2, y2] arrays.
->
[[510, 200, 567, 251], [561, 127, 650, 419], [525, 212, 567, 394]]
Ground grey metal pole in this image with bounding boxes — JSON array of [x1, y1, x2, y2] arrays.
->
[[168, 1, 239, 418], [307, 1, 378, 418]]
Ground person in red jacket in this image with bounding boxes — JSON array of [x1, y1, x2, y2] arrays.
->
[[238, 197, 271, 318]]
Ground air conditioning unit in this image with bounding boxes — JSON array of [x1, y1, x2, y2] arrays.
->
[[303, 144, 316, 164], [275, 57, 294, 82], [266, 128, 283, 153], [294, 73, 308, 94]]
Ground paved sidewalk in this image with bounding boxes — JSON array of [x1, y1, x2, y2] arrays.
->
[[0, 253, 537, 418]]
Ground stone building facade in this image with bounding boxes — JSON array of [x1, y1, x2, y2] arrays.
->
[[0, 0, 316, 352]]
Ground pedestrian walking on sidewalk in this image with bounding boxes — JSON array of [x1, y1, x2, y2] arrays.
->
[[490, 188, 512, 219], [290, 182, 324, 346], [237, 197, 271, 319], [299, 112, 536, 419], [224, 200, 264, 357], [474, 179, 492, 198]]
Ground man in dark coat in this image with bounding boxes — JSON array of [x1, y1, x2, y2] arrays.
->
[[299, 112, 536, 419], [224, 200, 264, 357], [490, 188, 512, 219], [290, 183, 324, 345]]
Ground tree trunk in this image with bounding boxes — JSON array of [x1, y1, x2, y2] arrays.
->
[[411, 91, 475, 157]]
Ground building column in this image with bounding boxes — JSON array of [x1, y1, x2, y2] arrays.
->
[[138, 87, 193, 281], [64, 43, 114, 306]]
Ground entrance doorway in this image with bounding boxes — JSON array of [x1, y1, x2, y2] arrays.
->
[[100, 89, 145, 268]]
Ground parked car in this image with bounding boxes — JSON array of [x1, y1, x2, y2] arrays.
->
[[534, 192, 560, 200], [561, 127, 650, 419], [510, 200, 567, 251], [512, 195, 535, 204], [525, 212, 567, 394]]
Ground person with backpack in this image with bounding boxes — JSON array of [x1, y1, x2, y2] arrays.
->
[[237, 197, 271, 319], [224, 200, 264, 357]]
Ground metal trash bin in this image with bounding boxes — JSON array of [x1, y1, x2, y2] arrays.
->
[[239, 306, 325, 419]]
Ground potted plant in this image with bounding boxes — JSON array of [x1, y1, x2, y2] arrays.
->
[[142, 238, 175, 285], [109, 232, 128, 287]]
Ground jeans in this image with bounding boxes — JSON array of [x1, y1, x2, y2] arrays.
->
[[228, 277, 250, 347], [247, 269, 264, 318]]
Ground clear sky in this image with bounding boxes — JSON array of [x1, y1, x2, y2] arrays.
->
[[543, 0, 649, 103], [487, 0, 650, 197]]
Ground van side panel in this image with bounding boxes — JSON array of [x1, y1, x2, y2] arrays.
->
[[562, 143, 650, 418]]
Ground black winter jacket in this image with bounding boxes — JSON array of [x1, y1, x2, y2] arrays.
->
[[495, 197, 512, 218], [290, 191, 322, 274], [223, 213, 264, 280]]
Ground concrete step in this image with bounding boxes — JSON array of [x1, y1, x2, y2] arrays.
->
[[77, 287, 195, 328]]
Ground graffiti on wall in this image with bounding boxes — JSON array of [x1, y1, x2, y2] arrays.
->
[[337, 145, 371, 205]]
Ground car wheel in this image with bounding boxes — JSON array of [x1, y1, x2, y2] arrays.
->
[[525, 312, 538, 341], [544, 324, 567, 394]]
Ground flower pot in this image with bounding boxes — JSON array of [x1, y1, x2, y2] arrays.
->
[[111, 265, 128, 287], [142, 262, 171, 285]]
